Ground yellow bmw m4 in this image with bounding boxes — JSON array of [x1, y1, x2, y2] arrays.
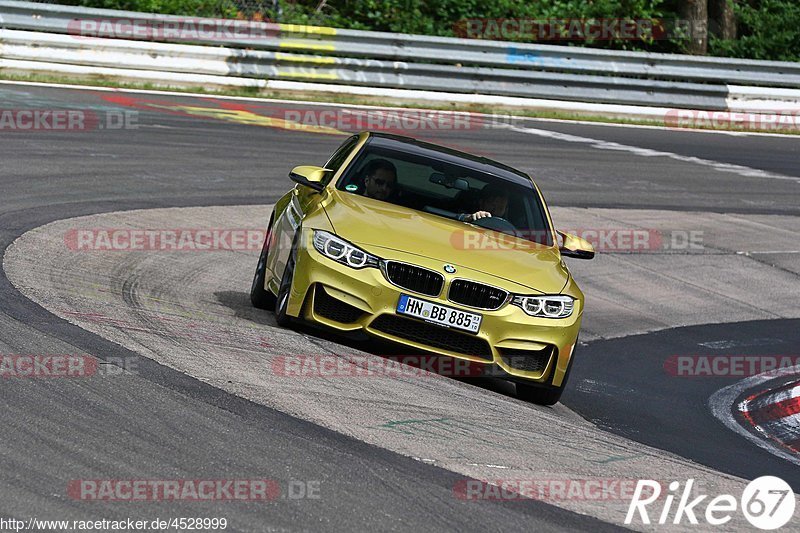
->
[[251, 132, 594, 405]]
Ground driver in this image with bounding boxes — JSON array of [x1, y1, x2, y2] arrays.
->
[[458, 183, 509, 222], [362, 159, 398, 201]]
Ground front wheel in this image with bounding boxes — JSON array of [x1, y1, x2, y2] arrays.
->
[[274, 235, 298, 327], [250, 220, 276, 309], [516, 382, 565, 406]]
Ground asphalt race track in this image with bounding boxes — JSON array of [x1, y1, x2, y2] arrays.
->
[[1, 81, 799, 531]]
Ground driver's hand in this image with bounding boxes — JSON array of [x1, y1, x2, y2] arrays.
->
[[468, 211, 492, 221]]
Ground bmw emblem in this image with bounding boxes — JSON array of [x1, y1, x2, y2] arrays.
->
[[443, 264, 456, 274]]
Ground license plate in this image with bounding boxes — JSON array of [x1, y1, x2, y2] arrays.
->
[[396, 294, 482, 334]]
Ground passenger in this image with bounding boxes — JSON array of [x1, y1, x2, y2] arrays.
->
[[361, 159, 398, 201], [458, 183, 509, 222]]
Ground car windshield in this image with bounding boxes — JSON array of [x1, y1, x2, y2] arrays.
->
[[336, 145, 553, 246]]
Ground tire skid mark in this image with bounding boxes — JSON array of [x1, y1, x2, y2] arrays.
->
[[6, 204, 790, 529]]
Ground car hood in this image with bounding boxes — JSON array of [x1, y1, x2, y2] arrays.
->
[[322, 190, 569, 294]]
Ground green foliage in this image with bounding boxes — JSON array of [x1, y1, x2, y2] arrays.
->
[[64, 0, 800, 61], [280, 0, 665, 38], [709, 0, 800, 61], [57, 0, 238, 17]]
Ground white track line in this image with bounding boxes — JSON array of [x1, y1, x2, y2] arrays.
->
[[737, 250, 800, 255], [507, 124, 800, 183]]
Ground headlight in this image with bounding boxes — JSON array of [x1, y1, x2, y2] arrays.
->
[[312, 230, 380, 269], [511, 295, 574, 318]]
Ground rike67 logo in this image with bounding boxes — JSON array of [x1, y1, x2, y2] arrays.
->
[[626, 476, 795, 530]]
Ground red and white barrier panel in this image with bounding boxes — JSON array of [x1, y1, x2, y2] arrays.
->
[[739, 382, 800, 453]]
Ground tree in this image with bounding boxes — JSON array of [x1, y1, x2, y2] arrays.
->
[[677, 0, 708, 54], [709, 0, 736, 40]]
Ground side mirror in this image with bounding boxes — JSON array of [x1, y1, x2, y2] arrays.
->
[[289, 165, 331, 192], [557, 231, 595, 260]]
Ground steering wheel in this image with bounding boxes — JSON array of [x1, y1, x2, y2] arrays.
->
[[473, 216, 517, 234]]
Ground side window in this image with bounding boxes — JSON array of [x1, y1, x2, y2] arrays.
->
[[323, 135, 360, 184]]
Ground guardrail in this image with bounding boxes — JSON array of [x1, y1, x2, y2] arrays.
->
[[1, 0, 800, 112]]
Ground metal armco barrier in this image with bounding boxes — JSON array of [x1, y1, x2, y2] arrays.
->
[[1, 0, 799, 111]]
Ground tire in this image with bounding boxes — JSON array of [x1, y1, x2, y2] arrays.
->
[[516, 382, 565, 406], [250, 217, 276, 309], [516, 345, 576, 406], [274, 234, 299, 328]]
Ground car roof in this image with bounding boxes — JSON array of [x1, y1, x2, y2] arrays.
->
[[364, 132, 535, 189]]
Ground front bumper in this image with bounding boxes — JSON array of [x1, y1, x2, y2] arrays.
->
[[286, 230, 583, 386]]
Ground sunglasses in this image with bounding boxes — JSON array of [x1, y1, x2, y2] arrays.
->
[[370, 177, 395, 187]]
